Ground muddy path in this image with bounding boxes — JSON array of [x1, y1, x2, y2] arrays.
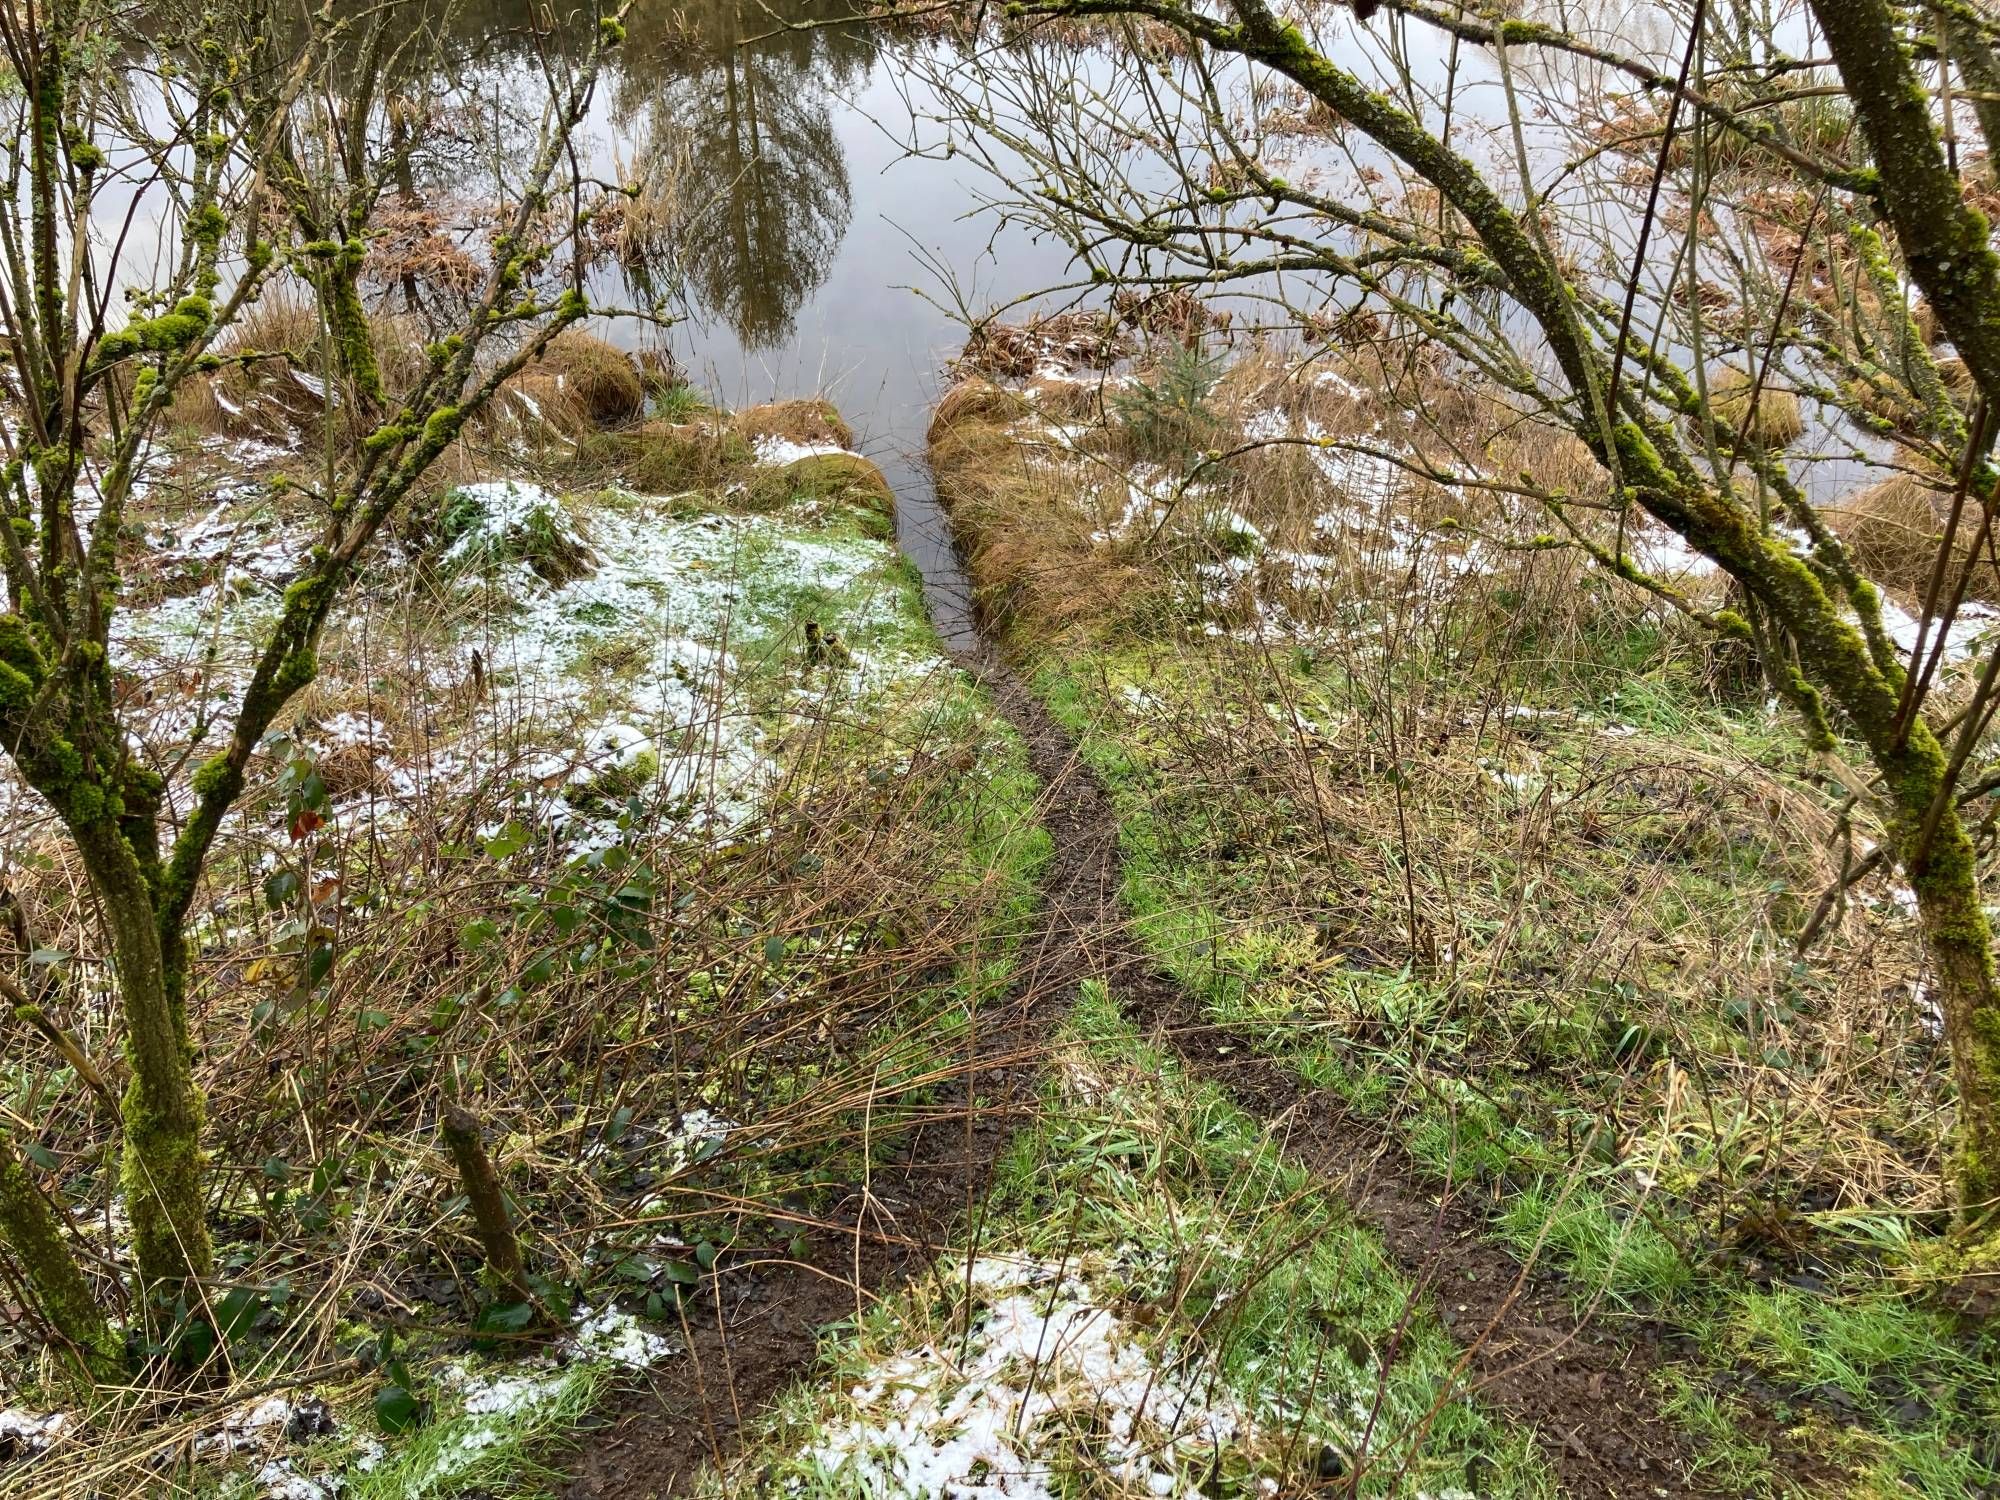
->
[[1129, 968, 1849, 1495], [564, 620, 1831, 1496], [560, 643, 1124, 1497], [953, 651, 1846, 1497]]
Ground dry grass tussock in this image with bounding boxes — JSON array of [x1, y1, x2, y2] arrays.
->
[[928, 337, 1683, 642], [928, 378, 1171, 635], [494, 369, 592, 441], [165, 295, 435, 448], [533, 327, 646, 426], [1707, 365, 1806, 448], [733, 398, 853, 450], [160, 299, 653, 489], [1825, 471, 2000, 603]]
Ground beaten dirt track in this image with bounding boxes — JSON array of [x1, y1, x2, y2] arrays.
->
[[563, 635, 1837, 1499]]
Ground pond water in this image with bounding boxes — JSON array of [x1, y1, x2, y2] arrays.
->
[[504, 0, 1084, 648], [101, 0, 1870, 643]]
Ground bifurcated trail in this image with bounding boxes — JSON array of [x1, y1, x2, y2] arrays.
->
[[569, 621, 1838, 1498], [562, 638, 1129, 1496]]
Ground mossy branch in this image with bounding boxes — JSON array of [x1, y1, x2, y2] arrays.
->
[[1812, 0, 2000, 404]]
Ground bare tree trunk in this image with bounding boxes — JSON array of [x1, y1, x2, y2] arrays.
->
[[440, 1102, 534, 1305], [0, 1134, 114, 1369]]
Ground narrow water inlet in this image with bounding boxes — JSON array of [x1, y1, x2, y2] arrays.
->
[[883, 454, 981, 656]]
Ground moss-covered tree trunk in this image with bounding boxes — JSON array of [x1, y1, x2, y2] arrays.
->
[[0, 1132, 115, 1368], [441, 1102, 534, 1305], [0, 0, 623, 1328], [1805, 0, 2000, 1226], [1890, 784, 2000, 1218], [76, 814, 212, 1299]]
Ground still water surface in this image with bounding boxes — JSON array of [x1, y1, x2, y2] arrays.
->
[[547, 0, 1082, 645]]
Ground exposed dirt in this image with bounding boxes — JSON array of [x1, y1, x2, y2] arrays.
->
[[560, 644, 1124, 1497], [1123, 968, 1853, 1496], [562, 629, 1841, 1497]]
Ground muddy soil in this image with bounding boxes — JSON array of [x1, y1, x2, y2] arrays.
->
[[561, 647, 1123, 1496], [562, 635, 1835, 1498]]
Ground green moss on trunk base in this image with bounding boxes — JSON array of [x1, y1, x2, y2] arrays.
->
[[1903, 805, 2000, 1222], [0, 1134, 115, 1370], [79, 818, 214, 1297], [120, 1070, 211, 1300], [441, 1102, 536, 1306]]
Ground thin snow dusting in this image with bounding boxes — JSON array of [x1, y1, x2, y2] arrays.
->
[[219, 1394, 298, 1446], [1241, 407, 1290, 443], [753, 434, 856, 466], [90, 477, 942, 852], [216, 1324, 674, 1500], [1876, 597, 1998, 666], [796, 1255, 1263, 1499], [1301, 419, 1408, 511], [358, 1361, 588, 1492], [567, 1304, 681, 1368], [1914, 978, 1945, 1040], [195, 1394, 332, 1458], [441, 479, 591, 573], [1311, 367, 1368, 400], [255, 1457, 338, 1500], [660, 1107, 735, 1171]]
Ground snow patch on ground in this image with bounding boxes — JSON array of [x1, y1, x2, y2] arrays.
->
[[254, 1457, 338, 1500], [753, 435, 856, 466], [568, 1304, 681, 1367], [89, 479, 941, 853], [1624, 524, 1721, 580], [0, 1409, 70, 1455], [1301, 419, 1408, 511], [1876, 597, 1998, 665], [795, 1255, 1262, 1499]]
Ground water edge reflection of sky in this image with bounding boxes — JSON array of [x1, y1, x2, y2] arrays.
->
[[575, 6, 1087, 644]]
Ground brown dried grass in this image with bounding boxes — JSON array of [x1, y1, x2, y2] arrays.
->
[[927, 377, 1031, 447], [929, 377, 1165, 634], [538, 328, 645, 426], [499, 371, 591, 438], [734, 399, 854, 450], [1025, 374, 1111, 423], [953, 311, 1134, 380], [1825, 473, 2000, 602], [164, 296, 434, 444], [1708, 366, 1806, 447]]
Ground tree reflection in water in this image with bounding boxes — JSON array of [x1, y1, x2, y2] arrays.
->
[[353, 0, 866, 352], [615, 0, 865, 349]]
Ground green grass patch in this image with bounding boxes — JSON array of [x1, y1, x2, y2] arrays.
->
[[1012, 642, 1993, 1497], [715, 984, 1555, 1499]]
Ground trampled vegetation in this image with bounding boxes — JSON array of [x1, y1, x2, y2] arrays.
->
[[4, 1, 2000, 1498]]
